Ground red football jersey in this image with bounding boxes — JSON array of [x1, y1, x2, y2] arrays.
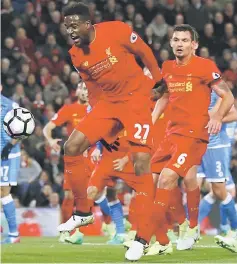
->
[[163, 56, 221, 141], [69, 21, 162, 102], [52, 102, 88, 135]]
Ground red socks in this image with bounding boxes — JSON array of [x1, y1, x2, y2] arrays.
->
[[186, 187, 200, 228], [61, 197, 74, 223]]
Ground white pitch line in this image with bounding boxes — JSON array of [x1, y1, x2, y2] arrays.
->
[[82, 242, 219, 248]]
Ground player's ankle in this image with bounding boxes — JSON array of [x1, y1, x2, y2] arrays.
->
[[134, 235, 148, 245], [74, 211, 92, 217]]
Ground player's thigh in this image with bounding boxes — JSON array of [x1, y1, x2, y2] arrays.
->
[[166, 135, 207, 177], [65, 129, 90, 155], [0, 158, 20, 187], [151, 138, 172, 174], [202, 147, 229, 183], [64, 189, 74, 200], [75, 101, 120, 145], [121, 97, 153, 152]]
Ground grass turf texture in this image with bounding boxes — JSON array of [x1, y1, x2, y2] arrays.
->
[[1, 236, 237, 263]]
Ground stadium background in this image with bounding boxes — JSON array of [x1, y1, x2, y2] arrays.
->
[[1, 0, 237, 236]]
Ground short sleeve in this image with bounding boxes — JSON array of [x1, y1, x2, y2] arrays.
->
[[51, 105, 68, 126], [203, 60, 222, 86]]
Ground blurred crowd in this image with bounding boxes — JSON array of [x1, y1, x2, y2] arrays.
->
[[1, 0, 237, 208]]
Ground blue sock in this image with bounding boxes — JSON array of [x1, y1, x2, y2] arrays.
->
[[109, 200, 125, 234], [220, 193, 237, 230], [2, 194, 18, 235], [198, 193, 216, 224], [95, 195, 111, 216], [220, 203, 228, 226], [184, 203, 189, 219]]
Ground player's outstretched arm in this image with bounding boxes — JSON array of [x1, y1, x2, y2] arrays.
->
[[152, 92, 169, 125], [43, 121, 62, 152], [206, 80, 234, 134]]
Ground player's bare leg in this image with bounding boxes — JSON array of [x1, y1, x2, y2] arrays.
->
[[1, 186, 20, 244], [64, 129, 91, 156]]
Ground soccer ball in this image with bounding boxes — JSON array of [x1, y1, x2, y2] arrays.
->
[[3, 107, 35, 139]]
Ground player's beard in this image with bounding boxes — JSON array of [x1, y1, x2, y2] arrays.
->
[[76, 35, 90, 48]]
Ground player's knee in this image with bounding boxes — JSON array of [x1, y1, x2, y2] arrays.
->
[[184, 166, 198, 191], [87, 186, 99, 200], [158, 168, 178, 189], [133, 153, 151, 176], [64, 140, 79, 156], [64, 190, 74, 200], [64, 132, 90, 156], [0, 186, 11, 198], [212, 182, 227, 200], [228, 188, 236, 199], [183, 176, 198, 192]]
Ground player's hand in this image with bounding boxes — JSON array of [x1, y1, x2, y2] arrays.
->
[[100, 138, 120, 152], [90, 148, 102, 164], [1, 142, 14, 161], [206, 113, 222, 134], [113, 156, 129, 171], [49, 139, 62, 152]]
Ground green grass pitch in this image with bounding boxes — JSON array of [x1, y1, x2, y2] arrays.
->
[[1, 236, 237, 263]]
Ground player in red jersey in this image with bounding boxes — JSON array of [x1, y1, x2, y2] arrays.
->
[[43, 82, 94, 243], [144, 24, 234, 260], [87, 129, 155, 247], [62, 3, 162, 258]]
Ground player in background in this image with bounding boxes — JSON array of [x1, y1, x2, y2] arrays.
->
[[198, 93, 237, 241], [1, 85, 21, 244], [62, 3, 162, 260], [44, 83, 125, 244], [220, 121, 237, 233], [87, 130, 155, 252], [43, 82, 89, 243], [149, 24, 234, 260], [214, 120, 237, 253]]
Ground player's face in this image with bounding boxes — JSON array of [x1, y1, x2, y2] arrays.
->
[[64, 15, 90, 47], [170, 31, 196, 59], [76, 82, 88, 103]]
